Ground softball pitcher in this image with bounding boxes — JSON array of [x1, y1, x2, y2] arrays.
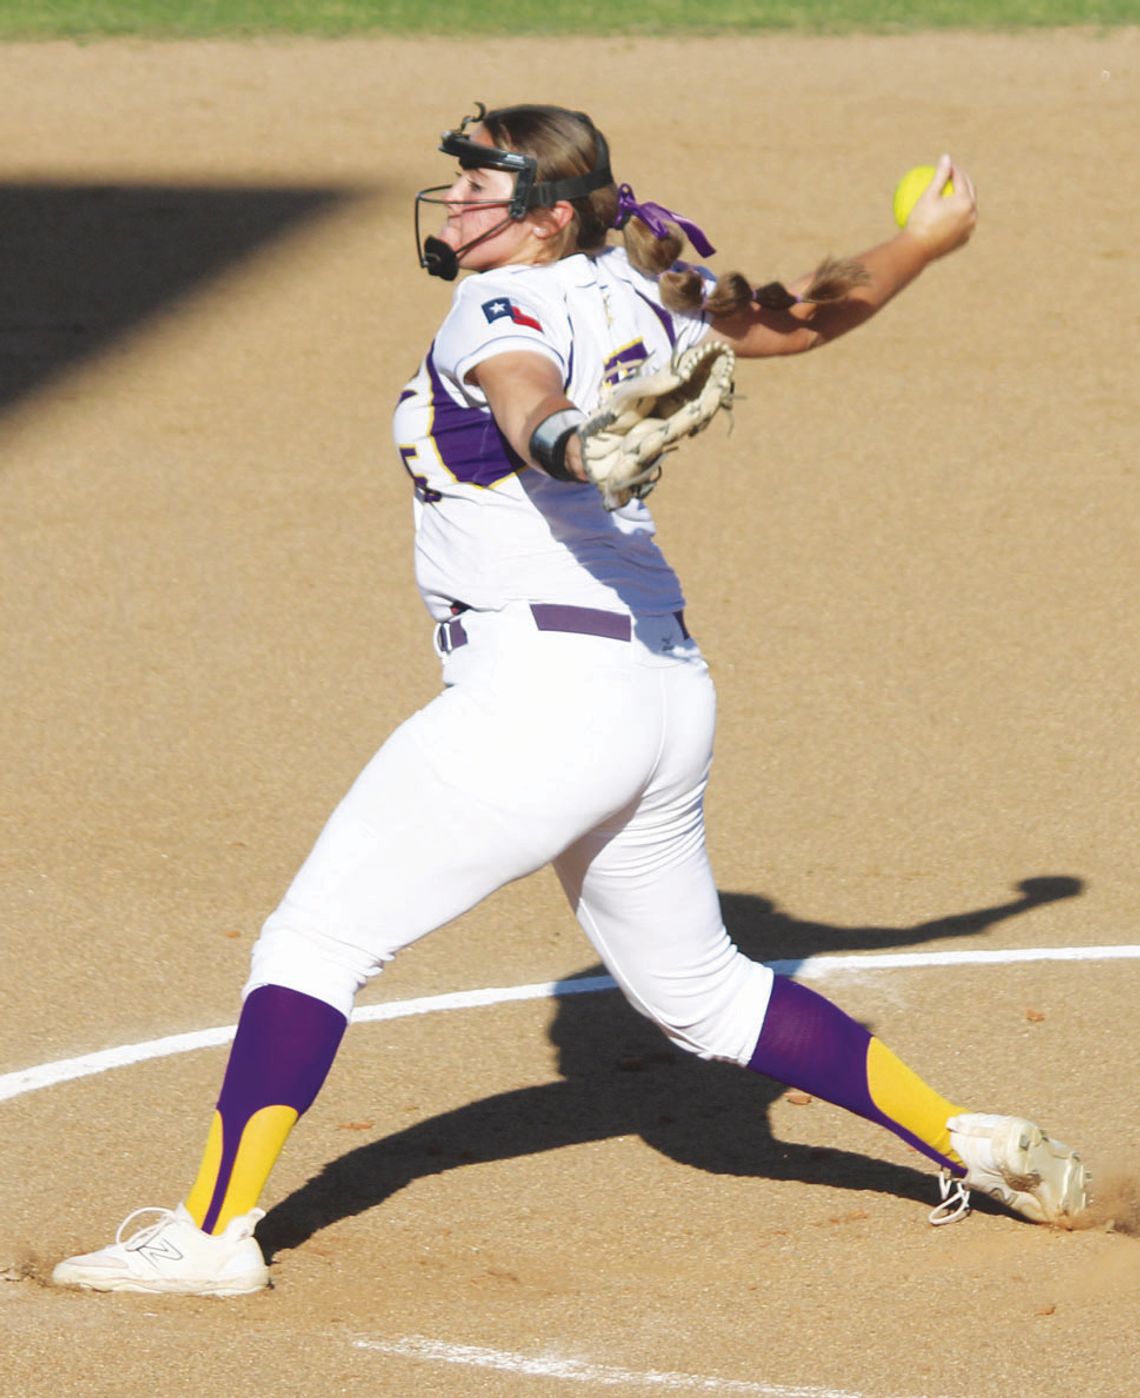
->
[[54, 103, 1088, 1297]]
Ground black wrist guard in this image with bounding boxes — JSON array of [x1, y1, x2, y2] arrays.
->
[[528, 407, 586, 482]]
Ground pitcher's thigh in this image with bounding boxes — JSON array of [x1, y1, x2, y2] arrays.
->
[[555, 830, 773, 1066], [251, 674, 661, 1010], [249, 713, 541, 1006]]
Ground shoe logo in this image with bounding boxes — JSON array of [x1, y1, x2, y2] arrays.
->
[[137, 1237, 184, 1264]]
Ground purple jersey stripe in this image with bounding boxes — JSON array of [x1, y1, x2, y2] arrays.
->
[[633, 288, 677, 348], [426, 349, 526, 488]]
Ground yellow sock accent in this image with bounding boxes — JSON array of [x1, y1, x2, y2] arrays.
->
[[212, 1105, 299, 1233], [184, 1111, 224, 1228], [866, 1038, 966, 1165]]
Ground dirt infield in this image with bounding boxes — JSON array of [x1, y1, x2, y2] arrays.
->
[[2, 30, 1137, 1397]]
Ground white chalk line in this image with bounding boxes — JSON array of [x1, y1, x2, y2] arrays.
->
[[2, 943, 1136, 1105], [15, 951, 1129, 1397], [351, 1334, 916, 1396]]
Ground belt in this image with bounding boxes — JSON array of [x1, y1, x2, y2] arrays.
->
[[436, 604, 689, 654]]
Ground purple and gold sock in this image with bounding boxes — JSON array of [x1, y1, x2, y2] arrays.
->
[[185, 985, 347, 1234], [749, 976, 965, 1172]]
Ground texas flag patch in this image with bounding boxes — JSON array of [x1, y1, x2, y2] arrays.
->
[[482, 298, 543, 332]]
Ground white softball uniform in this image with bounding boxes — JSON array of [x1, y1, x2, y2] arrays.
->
[[248, 247, 774, 1065]]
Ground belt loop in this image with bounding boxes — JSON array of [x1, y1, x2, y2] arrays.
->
[[435, 616, 468, 654]]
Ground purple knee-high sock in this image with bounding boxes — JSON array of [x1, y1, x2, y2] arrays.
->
[[748, 975, 959, 1171], [198, 984, 347, 1233]]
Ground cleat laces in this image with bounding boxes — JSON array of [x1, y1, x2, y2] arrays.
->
[[115, 1207, 179, 1251], [928, 1171, 972, 1226]]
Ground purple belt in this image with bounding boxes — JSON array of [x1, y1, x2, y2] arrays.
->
[[436, 604, 689, 654]]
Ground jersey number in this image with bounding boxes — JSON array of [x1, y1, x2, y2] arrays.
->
[[399, 445, 443, 504]]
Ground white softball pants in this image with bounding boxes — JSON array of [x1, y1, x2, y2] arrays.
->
[[246, 602, 774, 1065]]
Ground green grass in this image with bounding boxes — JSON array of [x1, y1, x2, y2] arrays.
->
[[1, 0, 1136, 39]]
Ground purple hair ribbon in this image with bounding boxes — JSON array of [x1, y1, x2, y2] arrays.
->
[[614, 183, 716, 257]]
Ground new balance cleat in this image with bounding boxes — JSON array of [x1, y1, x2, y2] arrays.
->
[[946, 1112, 1090, 1225], [52, 1204, 269, 1296]]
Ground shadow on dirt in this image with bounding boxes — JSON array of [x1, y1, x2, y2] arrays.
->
[[0, 181, 360, 416], [258, 875, 1083, 1259]]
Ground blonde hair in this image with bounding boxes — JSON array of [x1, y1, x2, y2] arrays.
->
[[482, 104, 868, 317]]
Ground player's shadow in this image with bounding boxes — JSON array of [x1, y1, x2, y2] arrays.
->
[[257, 875, 1082, 1260]]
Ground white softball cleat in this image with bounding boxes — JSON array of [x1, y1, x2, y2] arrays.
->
[[945, 1112, 1090, 1225], [52, 1204, 269, 1296]]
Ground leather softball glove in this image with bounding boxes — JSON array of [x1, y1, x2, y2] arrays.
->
[[579, 340, 735, 510]]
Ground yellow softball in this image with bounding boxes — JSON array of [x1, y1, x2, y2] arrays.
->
[[892, 164, 954, 229]]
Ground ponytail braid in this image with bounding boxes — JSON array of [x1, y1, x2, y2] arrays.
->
[[620, 214, 869, 317]]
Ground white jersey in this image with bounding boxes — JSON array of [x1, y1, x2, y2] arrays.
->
[[391, 246, 713, 622]]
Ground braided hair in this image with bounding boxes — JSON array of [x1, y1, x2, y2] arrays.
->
[[481, 104, 868, 317]]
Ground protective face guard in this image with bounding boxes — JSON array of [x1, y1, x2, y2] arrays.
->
[[438, 130, 538, 220], [415, 104, 613, 279]]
